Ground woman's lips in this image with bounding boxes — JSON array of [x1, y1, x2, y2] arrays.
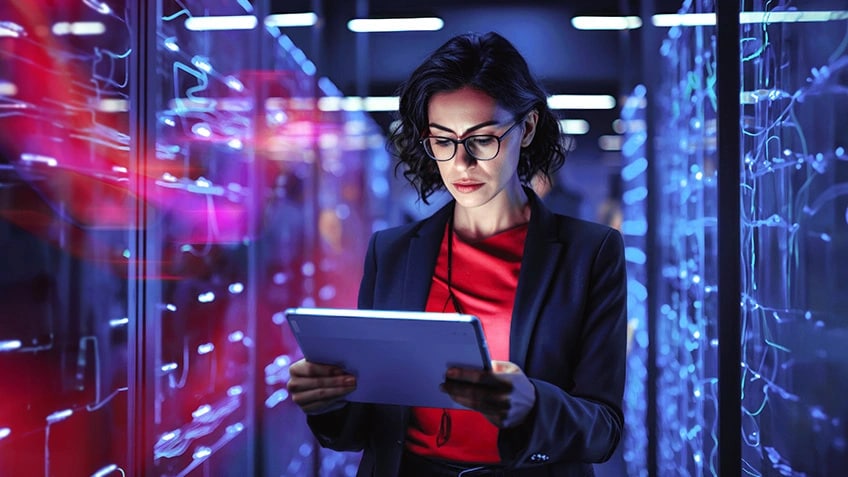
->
[[452, 182, 484, 193]]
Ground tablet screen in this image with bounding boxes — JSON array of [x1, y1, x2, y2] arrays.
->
[[285, 307, 491, 409]]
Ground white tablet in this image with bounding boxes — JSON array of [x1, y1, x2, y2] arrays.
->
[[284, 307, 492, 409]]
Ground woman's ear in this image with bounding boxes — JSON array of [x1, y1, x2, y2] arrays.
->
[[520, 110, 539, 147]]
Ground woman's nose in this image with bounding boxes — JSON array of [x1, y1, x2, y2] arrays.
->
[[453, 144, 477, 170]]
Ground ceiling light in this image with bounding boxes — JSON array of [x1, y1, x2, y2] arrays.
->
[[185, 15, 258, 31], [347, 17, 444, 33], [598, 135, 623, 151], [0, 81, 18, 96], [559, 119, 590, 135], [652, 10, 847, 27], [548, 95, 616, 110], [571, 16, 642, 30], [0, 22, 25, 37], [651, 13, 716, 26], [738, 10, 848, 23], [319, 96, 400, 112], [52, 21, 106, 36], [264, 13, 319, 28]]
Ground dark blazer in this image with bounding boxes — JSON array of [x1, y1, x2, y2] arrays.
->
[[308, 189, 627, 477]]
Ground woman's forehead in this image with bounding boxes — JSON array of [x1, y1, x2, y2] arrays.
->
[[426, 87, 510, 125]]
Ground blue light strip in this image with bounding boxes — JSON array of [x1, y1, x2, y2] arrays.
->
[[620, 84, 650, 477], [653, 1, 719, 474]]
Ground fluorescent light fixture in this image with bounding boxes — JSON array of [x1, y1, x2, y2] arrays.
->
[[264, 12, 319, 27], [98, 98, 129, 112], [21, 153, 58, 167], [0, 21, 25, 37], [652, 13, 716, 27], [0, 340, 22, 351], [185, 15, 258, 31], [52, 21, 106, 36], [653, 10, 848, 27], [548, 94, 616, 110], [739, 10, 848, 23], [598, 135, 623, 151], [362, 96, 399, 111], [0, 81, 18, 96], [319, 96, 400, 112], [571, 16, 642, 30], [613, 118, 647, 133], [559, 119, 590, 135], [347, 17, 443, 33]]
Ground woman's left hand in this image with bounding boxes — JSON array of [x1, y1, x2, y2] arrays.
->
[[441, 360, 536, 428]]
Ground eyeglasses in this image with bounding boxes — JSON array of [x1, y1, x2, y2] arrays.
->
[[420, 118, 524, 162]]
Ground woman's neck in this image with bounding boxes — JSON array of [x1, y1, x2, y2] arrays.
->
[[452, 184, 530, 241]]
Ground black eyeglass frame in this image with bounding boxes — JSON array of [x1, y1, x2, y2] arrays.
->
[[419, 116, 525, 162]]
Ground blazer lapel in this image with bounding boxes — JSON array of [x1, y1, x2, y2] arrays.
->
[[510, 189, 563, 368], [401, 201, 454, 310]]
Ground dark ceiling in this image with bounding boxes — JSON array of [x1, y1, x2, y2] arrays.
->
[[272, 0, 685, 150]]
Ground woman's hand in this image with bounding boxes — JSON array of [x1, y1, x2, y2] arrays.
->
[[286, 359, 357, 414], [440, 360, 536, 428]]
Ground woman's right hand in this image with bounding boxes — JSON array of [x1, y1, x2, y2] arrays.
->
[[287, 359, 357, 414]]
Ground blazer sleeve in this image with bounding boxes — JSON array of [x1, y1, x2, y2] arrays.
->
[[305, 232, 381, 451], [499, 228, 628, 467]]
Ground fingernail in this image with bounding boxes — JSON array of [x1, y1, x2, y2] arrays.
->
[[344, 377, 355, 386], [446, 369, 458, 378]]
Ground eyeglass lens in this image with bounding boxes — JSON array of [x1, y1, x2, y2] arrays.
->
[[423, 135, 500, 161]]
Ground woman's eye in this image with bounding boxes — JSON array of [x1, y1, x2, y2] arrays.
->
[[469, 136, 495, 146], [433, 138, 453, 147]]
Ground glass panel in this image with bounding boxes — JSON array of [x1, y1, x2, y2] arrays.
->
[[740, 1, 848, 474], [653, 1, 720, 474], [0, 1, 131, 474], [150, 1, 260, 474]]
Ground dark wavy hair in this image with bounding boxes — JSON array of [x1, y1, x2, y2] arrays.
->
[[387, 31, 566, 204]]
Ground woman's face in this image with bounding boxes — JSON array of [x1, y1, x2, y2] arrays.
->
[[426, 86, 531, 211]]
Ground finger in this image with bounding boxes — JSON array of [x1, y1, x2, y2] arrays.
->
[[287, 375, 356, 394], [446, 368, 511, 388], [291, 383, 356, 409], [449, 394, 511, 416], [441, 381, 511, 412], [290, 360, 348, 378]]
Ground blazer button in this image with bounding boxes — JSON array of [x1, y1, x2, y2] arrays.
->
[[395, 440, 403, 445]]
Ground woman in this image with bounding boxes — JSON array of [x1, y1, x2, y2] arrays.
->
[[287, 31, 627, 476]]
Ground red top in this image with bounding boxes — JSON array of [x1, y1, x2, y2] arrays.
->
[[405, 221, 528, 463]]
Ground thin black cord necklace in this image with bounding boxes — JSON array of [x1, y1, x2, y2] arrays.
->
[[438, 214, 460, 447], [445, 214, 465, 315]]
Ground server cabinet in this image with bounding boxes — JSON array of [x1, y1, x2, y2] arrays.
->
[[1, 1, 391, 475]]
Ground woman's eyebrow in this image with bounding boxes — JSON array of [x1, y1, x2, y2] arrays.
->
[[427, 119, 501, 136]]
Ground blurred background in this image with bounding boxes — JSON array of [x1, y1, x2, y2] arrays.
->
[[0, 0, 846, 476]]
